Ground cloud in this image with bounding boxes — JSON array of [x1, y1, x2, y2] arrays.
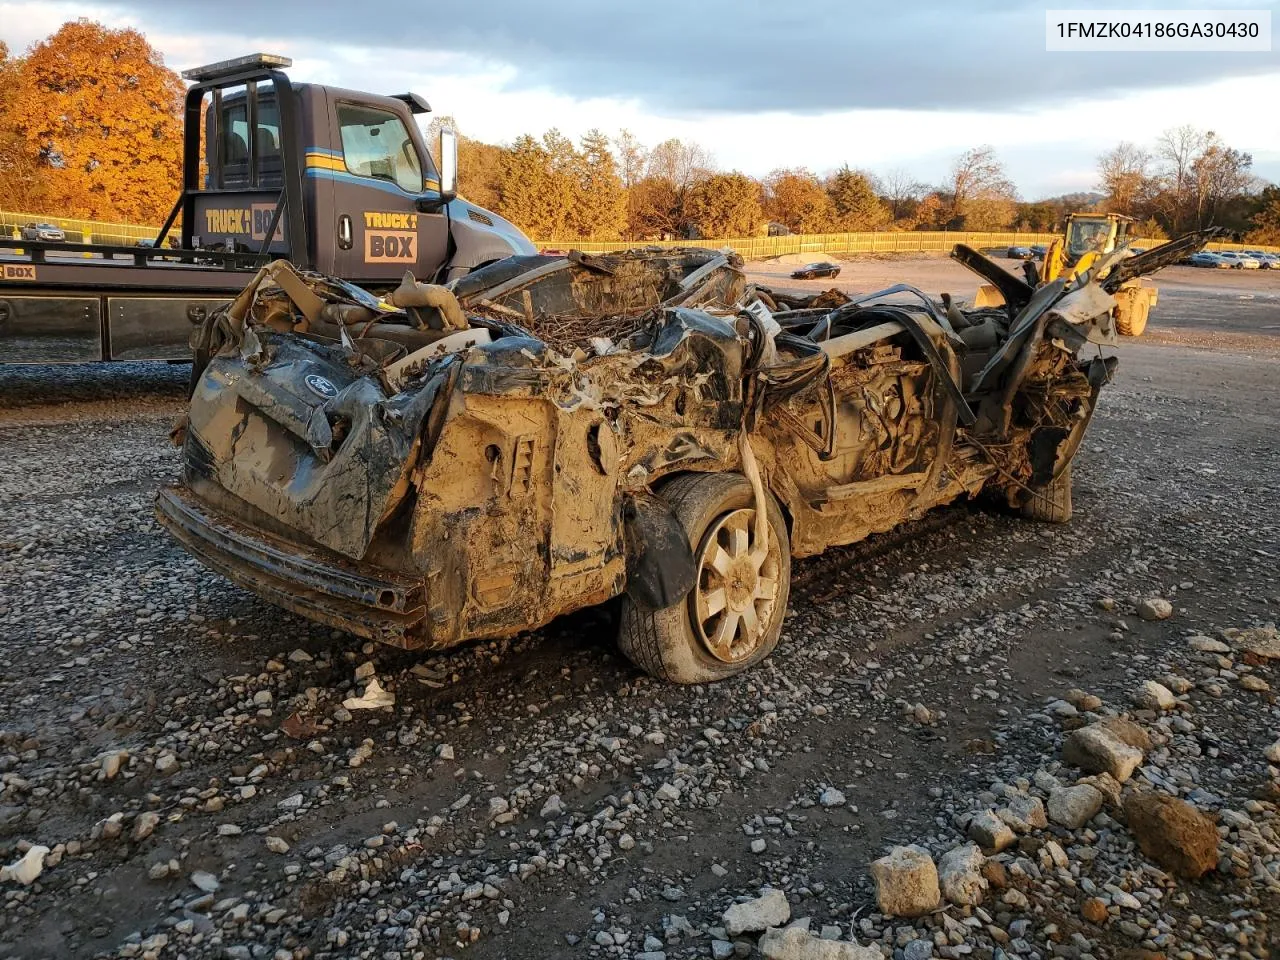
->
[[66, 0, 1280, 114], [3, 0, 1276, 197]]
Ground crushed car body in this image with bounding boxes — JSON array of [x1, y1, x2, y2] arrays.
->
[[157, 233, 1212, 682]]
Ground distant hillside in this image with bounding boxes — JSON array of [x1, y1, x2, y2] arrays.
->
[[1038, 191, 1106, 207]]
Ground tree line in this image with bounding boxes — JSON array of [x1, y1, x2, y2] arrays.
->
[[2, 21, 1277, 245], [1096, 128, 1279, 243]]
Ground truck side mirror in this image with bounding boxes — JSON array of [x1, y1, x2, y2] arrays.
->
[[438, 127, 458, 203]]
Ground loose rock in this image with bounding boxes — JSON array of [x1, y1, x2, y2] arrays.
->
[[723, 889, 790, 937], [937, 843, 987, 906], [1136, 597, 1173, 621], [1047, 784, 1104, 829], [1062, 723, 1145, 781], [759, 926, 881, 960], [869, 845, 940, 917], [1123, 791, 1219, 878]]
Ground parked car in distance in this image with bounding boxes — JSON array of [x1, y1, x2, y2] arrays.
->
[[1007, 246, 1033, 260], [1188, 251, 1230, 268], [19, 222, 66, 242], [1029, 244, 1048, 257], [1244, 250, 1279, 269], [790, 261, 841, 280], [1217, 252, 1261, 269]]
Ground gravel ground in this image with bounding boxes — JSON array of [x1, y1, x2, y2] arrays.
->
[[1, 275, 1278, 960]]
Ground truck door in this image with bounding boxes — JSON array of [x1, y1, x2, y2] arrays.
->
[[328, 99, 449, 286]]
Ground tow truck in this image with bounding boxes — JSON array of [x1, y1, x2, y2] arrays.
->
[[0, 54, 534, 366]]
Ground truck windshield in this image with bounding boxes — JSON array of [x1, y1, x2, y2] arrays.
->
[[337, 104, 422, 193]]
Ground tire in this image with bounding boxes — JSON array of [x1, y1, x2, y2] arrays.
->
[[1114, 293, 1149, 337], [617, 473, 791, 684], [1019, 462, 1073, 523]]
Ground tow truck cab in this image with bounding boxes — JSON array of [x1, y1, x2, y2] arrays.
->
[[184, 54, 533, 285], [0, 54, 533, 365]]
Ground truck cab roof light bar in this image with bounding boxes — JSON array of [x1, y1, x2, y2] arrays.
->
[[182, 53, 293, 83]]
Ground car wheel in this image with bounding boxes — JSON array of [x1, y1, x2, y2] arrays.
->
[[617, 473, 791, 684], [1019, 462, 1073, 523]]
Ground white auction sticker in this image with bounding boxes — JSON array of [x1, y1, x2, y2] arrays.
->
[[1046, 9, 1271, 51]]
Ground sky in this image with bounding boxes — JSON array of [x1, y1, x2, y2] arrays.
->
[[2, 0, 1278, 200]]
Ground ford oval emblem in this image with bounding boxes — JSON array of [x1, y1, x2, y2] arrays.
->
[[305, 374, 338, 399]]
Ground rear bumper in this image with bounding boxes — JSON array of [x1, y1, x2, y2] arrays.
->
[[155, 486, 427, 647]]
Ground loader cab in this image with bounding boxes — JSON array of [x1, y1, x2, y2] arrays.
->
[[1064, 214, 1132, 264]]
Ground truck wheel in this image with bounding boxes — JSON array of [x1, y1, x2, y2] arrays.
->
[[1114, 294, 1149, 337], [617, 473, 791, 684], [1019, 462, 1073, 523]]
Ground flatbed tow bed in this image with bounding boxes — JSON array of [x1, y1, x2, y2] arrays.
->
[[0, 237, 264, 363]]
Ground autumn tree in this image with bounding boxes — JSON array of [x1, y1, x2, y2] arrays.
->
[[1155, 124, 1206, 232], [645, 138, 714, 194], [683, 173, 762, 237], [612, 129, 648, 189], [1096, 142, 1150, 217], [1014, 201, 1057, 231], [827, 166, 889, 231], [565, 129, 626, 239], [626, 176, 681, 239], [879, 168, 926, 222], [1190, 135, 1252, 228], [425, 115, 504, 211], [762, 168, 833, 233], [1246, 185, 1280, 244], [0, 20, 184, 222], [910, 193, 949, 230], [945, 146, 1018, 230], [0, 41, 45, 212], [494, 134, 572, 237]]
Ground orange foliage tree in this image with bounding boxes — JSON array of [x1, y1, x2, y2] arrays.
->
[[0, 20, 183, 222]]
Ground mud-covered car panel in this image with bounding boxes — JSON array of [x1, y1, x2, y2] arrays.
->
[[160, 237, 1210, 657]]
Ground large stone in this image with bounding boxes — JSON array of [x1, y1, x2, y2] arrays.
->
[[723, 888, 790, 937], [998, 795, 1047, 834], [869, 845, 940, 917], [1133, 680, 1176, 712], [1123, 792, 1218, 878], [759, 926, 882, 960], [1047, 785, 1104, 829], [1235, 624, 1280, 659], [0, 845, 49, 885], [1098, 718, 1153, 753], [967, 810, 1015, 852], [1136, 597, 1173, 621], [1187, 635, 1230, 654], [1062, 723, 1144, 781], [1264, 740, 1280, 764], [937, 843, 987, 906], [1075, 772, 1122, 807]]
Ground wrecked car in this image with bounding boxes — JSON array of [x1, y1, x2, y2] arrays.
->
[[156, 234, 1210, 683]]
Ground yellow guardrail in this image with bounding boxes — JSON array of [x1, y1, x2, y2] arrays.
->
[[536, 231, 1280, 257], [538, 231, 1057, 256], [0, 209, 166, 246], [2, 209, 1275, 257]]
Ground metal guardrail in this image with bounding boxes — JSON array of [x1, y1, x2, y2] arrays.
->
[[537, 231, 1280, 257], [0, 209, 165, 246], [2, 209, 1276, 256]]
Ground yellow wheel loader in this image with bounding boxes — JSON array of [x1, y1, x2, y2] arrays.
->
[[975, 213, 1157, 337]]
